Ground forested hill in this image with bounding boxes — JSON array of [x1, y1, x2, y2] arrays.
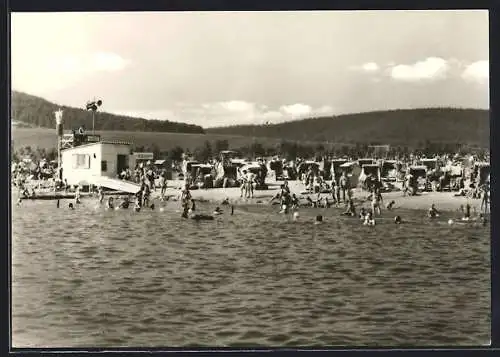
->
[[11, 91, 205, 134], [206, 108, 490, 147]]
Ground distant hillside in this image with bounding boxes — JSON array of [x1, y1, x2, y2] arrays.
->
[[206, 108, 490, 147], [11, 91, 204, 134]]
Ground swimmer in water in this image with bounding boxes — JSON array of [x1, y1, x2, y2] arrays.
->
[[106, 197, 114, 209], [279, 191, 292, 213], [315, 215, 323, 224], [363, 211, 376, 226], [394, 215, 402, 224], [119, 196, 130, 209], [221, 198, 230, 205], [428, 204, 439, 219], [386, 200, 396, 211], [68, 202, 74, 210], [182, 204, 214, 220], [462, 203, 471, 221], [213, 206, 223, 215], [134, 201, 141, 212]]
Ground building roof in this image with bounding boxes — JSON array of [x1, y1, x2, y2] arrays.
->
[[61, 141, 132, 152]]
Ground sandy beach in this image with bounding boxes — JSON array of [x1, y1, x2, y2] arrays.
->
[[153, 179, 483, 213]]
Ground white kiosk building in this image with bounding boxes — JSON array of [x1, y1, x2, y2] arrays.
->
[[60, 131, 140, 192]]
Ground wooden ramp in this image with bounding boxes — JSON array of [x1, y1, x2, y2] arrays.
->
[[93, 176, 141, 194]]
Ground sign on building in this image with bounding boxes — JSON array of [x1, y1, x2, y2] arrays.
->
[[134, 152, 154, 160]]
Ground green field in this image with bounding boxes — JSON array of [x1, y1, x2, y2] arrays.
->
[[11, 127, 325, 152]]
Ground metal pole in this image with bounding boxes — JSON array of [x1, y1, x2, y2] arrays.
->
[[58, 136, 62, 180], [92, 110, 95, 135]]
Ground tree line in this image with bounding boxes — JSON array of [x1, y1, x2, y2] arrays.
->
[[206, 107, 490, 148], [11, 91, 205, 134], [134, 138, 489, 164]]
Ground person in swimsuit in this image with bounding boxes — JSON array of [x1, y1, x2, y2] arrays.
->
[[106, 197, 114, 209], [428, 204, 439, 219], [159, 173, 168, 200], [97, 186, 104, 204], [240, 170, 248, 198], [142, 184, 151, 207], [181, 184, 192, 207], [363, 211, 376, 226], [481, 182, 489, 214], [371, 190, 382, 216], [359, 207, 367, 220], [342, 199, 356, 216], [75, 185, 81, 204], [339, 172, 349, 203], [462, 203, 471, 221], [119, 196, 130, 209], [246, 170, 256, 198], [182, 200, 214, 220], [386, 200, 396, 210], [280, 190, 292, 213], [331, 178, 339, 205], [291, 194, 299, 209]]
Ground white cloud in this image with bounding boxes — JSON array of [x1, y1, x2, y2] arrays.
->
[[349, 62, 380, 73], [462, 60, 489, 83], [280, 103, 312, 117], [362, 62, 379, 72], [108, 101, 336, 127], [315, 105, 335, 114], [12, 51, 130, 94], [92, 52, 130, 72], [218, 100, 256, 112], [389, 57, 450, 82], [46, 52, 130, 74]]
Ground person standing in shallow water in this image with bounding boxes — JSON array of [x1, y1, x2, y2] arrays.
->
[[159, 172, 168, 200], [98, 186, 104, 204], [181, 184, 192, 210], [481, 182, 489, 214]]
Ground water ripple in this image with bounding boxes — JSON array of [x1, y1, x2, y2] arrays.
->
[[11, 201, 490, 347]]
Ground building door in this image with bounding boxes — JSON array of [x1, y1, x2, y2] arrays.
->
[[117, 154, 127, 174]]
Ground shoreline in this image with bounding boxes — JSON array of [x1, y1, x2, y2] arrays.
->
[[14, 179, 486, 213], [153, 180, 484, 213]]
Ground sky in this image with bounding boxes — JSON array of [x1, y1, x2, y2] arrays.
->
[[11, 10, 489, 128]]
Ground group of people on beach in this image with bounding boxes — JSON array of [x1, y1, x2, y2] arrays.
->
[[239, 169, 257, 199], [266, 172, 488, 227]]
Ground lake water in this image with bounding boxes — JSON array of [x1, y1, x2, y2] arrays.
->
[[11, 198, 490, 348]]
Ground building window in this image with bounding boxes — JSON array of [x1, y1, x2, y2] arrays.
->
[[101, 161, 108, 172], [72, 154, 90, 169]]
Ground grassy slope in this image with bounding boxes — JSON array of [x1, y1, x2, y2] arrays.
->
[[11, 127, 299, 152]]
